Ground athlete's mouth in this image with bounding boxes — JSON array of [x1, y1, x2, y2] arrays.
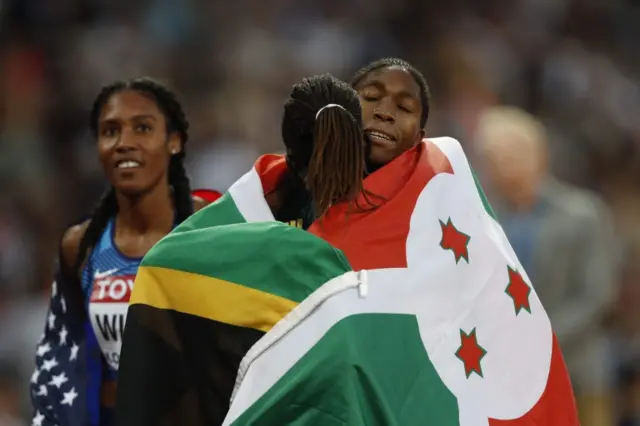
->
[[365, 129, 397, 146], [115, 160, 142, 169]]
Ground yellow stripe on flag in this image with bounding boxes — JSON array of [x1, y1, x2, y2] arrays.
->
[[131, 266, 298, 332]]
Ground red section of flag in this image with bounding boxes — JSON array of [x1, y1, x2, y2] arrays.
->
[[489, 334, 579, 425], [251, 142, 453, 271], [310, 141, 453, 270], [191, 189, 222, 203], [191, 189, 223, 203]]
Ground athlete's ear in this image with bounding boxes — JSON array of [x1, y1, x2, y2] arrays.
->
[[167, 133, 181, 155]]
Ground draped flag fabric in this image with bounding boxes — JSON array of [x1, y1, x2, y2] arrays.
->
[[116, 137, 579, 426], [30, 267, 99, 426], [29, 189, 222, 426], [191, 188, 223, 204]]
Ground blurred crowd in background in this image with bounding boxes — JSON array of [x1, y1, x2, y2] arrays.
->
[[1, 0, 639, 424]]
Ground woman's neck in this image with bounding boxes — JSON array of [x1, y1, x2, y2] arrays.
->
[[270, 170, 315, 229], [366, 159, 383, 175], [115, 184, 175, 235]]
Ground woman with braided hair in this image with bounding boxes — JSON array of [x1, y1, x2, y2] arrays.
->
[[114, 73, 372, 426], [30, 78, 210, 426], [265, 73, 371, 229]]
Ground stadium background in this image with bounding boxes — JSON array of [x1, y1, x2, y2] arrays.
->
[[0, 0, 638, 424]]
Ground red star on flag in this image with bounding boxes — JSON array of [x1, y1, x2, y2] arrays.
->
[[439, 218, 470, 263], [505, 267, 532, 315], [455, 328, 487, 378]]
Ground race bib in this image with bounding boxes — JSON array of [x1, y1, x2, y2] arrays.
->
[[89, 271, 135, 371]]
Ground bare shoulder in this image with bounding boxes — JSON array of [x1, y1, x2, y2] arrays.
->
[[60, 220, 90, 270]]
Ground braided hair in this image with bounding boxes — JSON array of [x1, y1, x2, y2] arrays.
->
[[351, 57, 431, 129], [280, 74, 367, 221], [72, 77, 193, 276]]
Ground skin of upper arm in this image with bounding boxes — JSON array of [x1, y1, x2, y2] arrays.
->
[[60, 220, 90, 274]]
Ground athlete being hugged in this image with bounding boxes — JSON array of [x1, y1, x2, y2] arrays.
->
[[29, 77, 209, 426]]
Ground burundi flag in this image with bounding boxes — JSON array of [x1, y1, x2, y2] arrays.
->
[[116, 137, 579, 426]]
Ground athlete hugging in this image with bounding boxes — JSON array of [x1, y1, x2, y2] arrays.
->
[[30, 59, 580, 426]]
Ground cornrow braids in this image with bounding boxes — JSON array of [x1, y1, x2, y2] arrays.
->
[[73, 77, 193, 279], [281, 74, 367, 218], [168, 151, 192, 223], [351, 57, 431, 129], [72, 188, 117, 274]]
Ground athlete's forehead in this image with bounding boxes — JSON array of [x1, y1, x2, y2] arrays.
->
[[356, 66, 421, 101], [99, 90, 163, 122]]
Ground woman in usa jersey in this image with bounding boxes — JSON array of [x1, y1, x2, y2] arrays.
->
[[29, 78, 215, 426]]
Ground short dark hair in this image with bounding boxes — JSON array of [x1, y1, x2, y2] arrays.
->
[[351, 57, 430, 128]]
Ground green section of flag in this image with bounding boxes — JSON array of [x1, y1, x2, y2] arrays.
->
[[175, 192, 246, 233], [142, 196, 353, 304], [231, 314, 460, 426], [470, 168, 497, 220]]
